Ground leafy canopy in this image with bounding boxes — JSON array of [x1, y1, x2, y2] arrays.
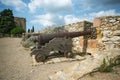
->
[[0, 9, 15, 33], [31, 26, 34, 32], [11, 27, 25, 35]]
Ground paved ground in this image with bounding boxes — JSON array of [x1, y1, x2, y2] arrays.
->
[[0, 38, 78, 80], [0, 38, 119, 80]]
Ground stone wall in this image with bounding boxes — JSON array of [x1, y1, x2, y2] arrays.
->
[[63, 16, 120, 53], [49, 16, 120, 80], [39, 16, 120, 54], [14, 17, 26, 30], [64, 21, 97, 53], [94, 16, 120, 51]]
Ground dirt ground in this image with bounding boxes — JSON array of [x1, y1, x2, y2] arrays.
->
[[0, 38, 119, 80]]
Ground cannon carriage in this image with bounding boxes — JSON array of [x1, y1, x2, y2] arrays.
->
[[23, 27, 97, 62]]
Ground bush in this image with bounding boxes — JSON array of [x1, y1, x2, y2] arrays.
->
[[11, 27, 25, 37], [98, 55, 120, 72], [98, 58, 113, 72]]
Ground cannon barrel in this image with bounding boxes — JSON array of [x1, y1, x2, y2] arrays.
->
[[35, 30, 92, 45]]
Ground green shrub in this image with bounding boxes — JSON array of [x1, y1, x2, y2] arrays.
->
[[11, 27, 25, 37], [98, 55, 120, 73], [98, 58, 112, 72]]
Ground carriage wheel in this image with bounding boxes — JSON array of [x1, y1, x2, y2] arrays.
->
[[64, 51, 74, 58], [35, 53, 47, 62]]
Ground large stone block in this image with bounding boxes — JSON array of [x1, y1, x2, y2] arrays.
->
[[97, 43, 105, 51], [80, 39, 98, 48], [111, 25, 120, 30], [96, 27, 102, 39], [113, 30, 120, 36], [88, 40, 98, 48], [93, 18, 101, 27]]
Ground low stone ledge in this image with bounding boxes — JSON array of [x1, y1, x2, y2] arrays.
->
[[32, 55, 87, 66], [49, 49, 120, 80]]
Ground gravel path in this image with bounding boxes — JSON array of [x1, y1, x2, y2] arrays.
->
[[0, 38, 78, 80], [0, 38, 119, 80]]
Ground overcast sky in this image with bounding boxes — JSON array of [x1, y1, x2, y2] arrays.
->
[[0, 0, 120, 32]]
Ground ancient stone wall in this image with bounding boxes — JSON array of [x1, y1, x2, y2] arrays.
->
[[39, 16, 120, 54], [64, 16, 120, 53], [49, 16, 120, 80], [64, 21, 97, 53], [14, 17, 26, 30], [94, 16, 120, 51]]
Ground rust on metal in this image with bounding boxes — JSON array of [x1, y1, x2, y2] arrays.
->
[[35, 30, 92, 45]]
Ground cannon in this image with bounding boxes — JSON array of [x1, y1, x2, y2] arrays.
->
[[34, 30, 92, 45], [31, 28, 97, 62]]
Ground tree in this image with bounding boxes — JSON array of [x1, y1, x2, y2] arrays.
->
[[11, 27, 25, 37], [28, 29, 30, 33], [31, 26, 34, 32], [0, 9, 15, 34]]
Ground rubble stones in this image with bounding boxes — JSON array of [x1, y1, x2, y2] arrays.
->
[[64, 21, 95, 53], [96, 16, 120, 50], [113, 30, 120, 36], [48, 16, 120, 80], [109, 19, 116, 23], [49, 50, 120, 80]]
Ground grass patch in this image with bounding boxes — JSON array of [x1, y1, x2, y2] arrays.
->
[[98, 55, 120, 72]]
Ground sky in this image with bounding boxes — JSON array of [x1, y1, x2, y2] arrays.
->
[[0, 0, 120, 32]]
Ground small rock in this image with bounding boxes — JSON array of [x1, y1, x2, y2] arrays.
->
[[45, 60, 53, 64], [51, 58, 61, 63], [68, 58, 76, 61], [111, 36, 120, 41], [59, 57, 69, 62], [101, 37, 110, 42], [105, 43, 115, 50], [75, 55, 85, 60], [102, 30, 113, 38], [113, 30, 120, 36], [109, 19, 116, 23], [117, 18, 120, 20], [113, 21, 119, 25]]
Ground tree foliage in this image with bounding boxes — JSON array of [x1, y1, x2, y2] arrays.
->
[[11, 27, 25, 35], [31, 26, 34, 32], [28, 28, 30, 33], [0, 9, 15, 33]]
